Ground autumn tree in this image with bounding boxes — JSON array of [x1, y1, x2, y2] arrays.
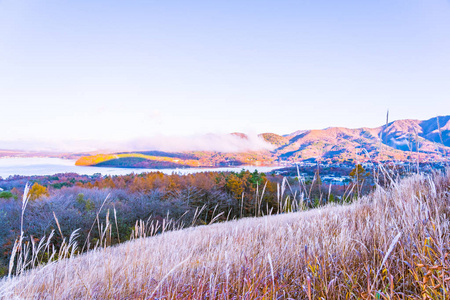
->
[[349, 164, 370, 198], [225, 173, 244, 200], [28, 182, 49, 201], [10, 187, 21, 199]]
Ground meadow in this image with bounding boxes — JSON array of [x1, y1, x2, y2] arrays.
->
[[0, 168, 448, 299], [0, 168, 360, 277]]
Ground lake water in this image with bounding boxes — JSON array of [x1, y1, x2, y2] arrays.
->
[[0, 157, 280, 178]]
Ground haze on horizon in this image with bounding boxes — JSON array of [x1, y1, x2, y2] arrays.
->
[[1, 0, 449, 152]]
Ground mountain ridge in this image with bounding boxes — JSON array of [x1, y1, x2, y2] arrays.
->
[[74, 115, 449, 168], [259, 115, 450, 162]]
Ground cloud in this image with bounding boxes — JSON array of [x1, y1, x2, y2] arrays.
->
[[1, 133, 275, 153], [124, 133, 275, 153]]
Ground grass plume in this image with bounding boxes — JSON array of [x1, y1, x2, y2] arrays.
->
[[0, 171, 449, 299]]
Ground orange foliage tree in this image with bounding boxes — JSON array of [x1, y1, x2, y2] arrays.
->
[[28, 183, 49, 201]]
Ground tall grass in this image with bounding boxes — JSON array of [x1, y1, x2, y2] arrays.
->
[[0, 171, 449, 299]]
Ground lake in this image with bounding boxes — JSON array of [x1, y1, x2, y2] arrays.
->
[[0, 157, 280, 178]]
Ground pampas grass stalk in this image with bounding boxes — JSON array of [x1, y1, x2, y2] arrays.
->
[[1, 170, 449, 299]]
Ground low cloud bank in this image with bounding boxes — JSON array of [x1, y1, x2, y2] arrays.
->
[[1, 133, 275, 153], [125, 133, 274, 153]]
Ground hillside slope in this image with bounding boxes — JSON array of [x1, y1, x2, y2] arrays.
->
[[1, 172, 449, 299], [261, 115, 450, 162]]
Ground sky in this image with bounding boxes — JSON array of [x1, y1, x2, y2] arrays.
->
[[1, 0, 449, 151]]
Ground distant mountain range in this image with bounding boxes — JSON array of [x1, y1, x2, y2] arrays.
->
[[73, 116, 449, 168], [2, 116, 448, 167], [260, 115, 450, 163]]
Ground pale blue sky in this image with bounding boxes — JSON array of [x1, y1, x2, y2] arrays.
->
[[1, 0, 449, 149]]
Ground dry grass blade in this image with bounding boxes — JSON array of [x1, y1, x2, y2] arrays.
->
[[372, 231, 402, 290], [53, 211, 64, 240], [82, 193, 110, 252], [1, 171, 449, 299]]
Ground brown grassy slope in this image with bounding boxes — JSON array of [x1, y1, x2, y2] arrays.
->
[[1, 172, 449, 299]]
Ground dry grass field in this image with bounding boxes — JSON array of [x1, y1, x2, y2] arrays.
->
[[0, 171, 449, 299]]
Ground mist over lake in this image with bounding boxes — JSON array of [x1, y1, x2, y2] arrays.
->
[[0, 157, 278, 178]]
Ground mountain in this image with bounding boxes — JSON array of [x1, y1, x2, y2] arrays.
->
[[382, 116, 450, 149], [73, 116, 449, 168], [259, 133, 290, 147], [260, 116, 450, 162]]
